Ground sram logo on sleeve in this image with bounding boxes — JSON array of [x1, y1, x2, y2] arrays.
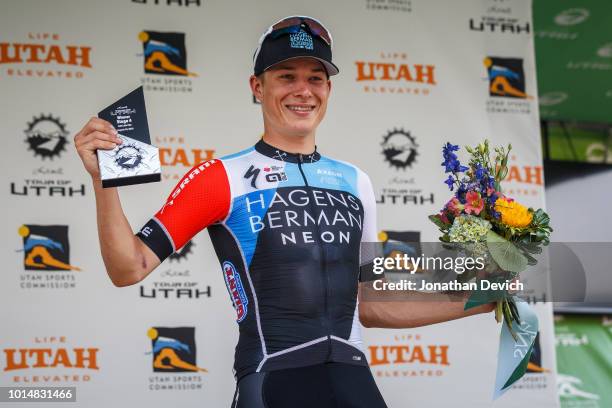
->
[[222, 261, 248, 323]]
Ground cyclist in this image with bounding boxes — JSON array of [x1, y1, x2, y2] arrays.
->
[[74, 16, 493, 408]]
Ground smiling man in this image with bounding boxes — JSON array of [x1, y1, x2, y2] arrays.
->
[[74, 16, 493, 408]]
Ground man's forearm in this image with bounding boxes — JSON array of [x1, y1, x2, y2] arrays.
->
[[93, 179, 148, 286], [358, 283, 493, 328]]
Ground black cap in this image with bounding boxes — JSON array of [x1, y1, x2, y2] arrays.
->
[[253, 19, 339, 77]]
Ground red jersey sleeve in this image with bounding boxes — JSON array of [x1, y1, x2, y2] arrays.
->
[[136, 159, 231, 261]]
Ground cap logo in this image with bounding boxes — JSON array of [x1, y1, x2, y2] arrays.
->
[[289, 29, 314, 50]]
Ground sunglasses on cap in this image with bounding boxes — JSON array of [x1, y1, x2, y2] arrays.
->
[[267, 16, 333, 46]]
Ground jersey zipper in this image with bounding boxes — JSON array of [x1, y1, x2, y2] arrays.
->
[[297, 153, 333, 360]]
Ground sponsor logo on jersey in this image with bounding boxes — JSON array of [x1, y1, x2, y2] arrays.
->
[[160, 159, 216, 212], [243, 164, 286, 189], [222, 261, 248, 323]]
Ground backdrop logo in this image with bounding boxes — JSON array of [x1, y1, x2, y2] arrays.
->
[[11, 115, 85, 198], [146, 327, 207, 373], [377, 129, 434, 206], [378, 230, 421, 262], [554, 9, 589, 26], [3, 336, 99, 384], [132, 0, 201, 6], [155, 135, 215, 180], [469, 3, 530, 35], [139, 31, 197, 77], [355, 52, 436, 95], [168, 240, 193, 262], [223, 261, 248, 323], [365, 0, 412, 13], [140, 240, 212, 300], [539, 92, 568, 107], [381, 129, 418, 170], [24, 114, 69, 159], [0, 33, 92, 79], [368, 334, 449, 378], [557, 374, 600, 401], [503, 156, 543, 199], [17, 224, 80, 272], [484, 57, 531, 99]]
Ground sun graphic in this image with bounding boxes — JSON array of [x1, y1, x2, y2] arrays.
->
[[483, 57, 492, 68], [147, 327, 159, 340], [138, 31, 150, 43], [377, 231, 388, 242], [18, 225, 30, 237]]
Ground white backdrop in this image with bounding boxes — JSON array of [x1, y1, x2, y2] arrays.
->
[[0, 0, 558, 406]]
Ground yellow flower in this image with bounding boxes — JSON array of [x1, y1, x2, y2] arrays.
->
[[495, 198, 533, 228]]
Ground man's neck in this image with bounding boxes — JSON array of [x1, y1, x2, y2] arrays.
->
[[262, 130, 316, 154]]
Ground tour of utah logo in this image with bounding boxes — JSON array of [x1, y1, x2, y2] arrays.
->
[[17, 225, 80, 271], [138, 31, 197, 77], [24, 114, 69, 159], [140, 240, 212, 300], [12, 114, 86, 199], [381, 129, 419, 170], [377, 128, 434, 206]]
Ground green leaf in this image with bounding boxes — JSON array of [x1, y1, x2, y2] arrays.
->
[[428, 214, 448, 230], [486, 230, 528, 273]]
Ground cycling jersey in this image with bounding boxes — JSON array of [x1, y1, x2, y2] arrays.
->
[[137, 139, 378, 381]]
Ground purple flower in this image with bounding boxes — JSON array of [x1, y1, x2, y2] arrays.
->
[[444, 175, 455, 190]]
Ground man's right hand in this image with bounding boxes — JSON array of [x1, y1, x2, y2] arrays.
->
[[74, 117, 123, 180]]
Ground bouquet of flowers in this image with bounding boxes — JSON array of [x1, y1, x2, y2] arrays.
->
[[429, 141, 552, 338]]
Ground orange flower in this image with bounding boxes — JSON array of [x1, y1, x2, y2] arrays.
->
[[495, 198, 533, 228]]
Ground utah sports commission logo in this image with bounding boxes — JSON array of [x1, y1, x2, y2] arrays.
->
[[17, 224, 80, 271], [484, 57, 532, 99], [138, 31, 197, 77], [381, 129, 418, 170], [24, 114, 69, 159], [223, 261, 248, 323], [146, 327, 206, 373]]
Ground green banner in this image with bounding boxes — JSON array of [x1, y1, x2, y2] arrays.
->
[[534, 1, 612, 123], [555, 314, 612, 408]]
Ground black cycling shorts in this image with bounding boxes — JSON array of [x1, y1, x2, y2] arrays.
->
[[231, 362, 388, 408]]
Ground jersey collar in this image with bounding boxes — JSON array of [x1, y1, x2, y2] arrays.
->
[[255, 139, 321, 163]]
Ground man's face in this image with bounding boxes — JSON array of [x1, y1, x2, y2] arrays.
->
[[251, 58, 331, 138]]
